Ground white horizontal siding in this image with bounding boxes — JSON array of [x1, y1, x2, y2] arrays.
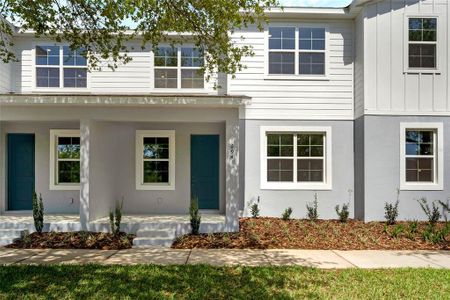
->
[[0, 61, 11, 93], [363, 0, 450, 114], [354, 12, 364, 118], [229, 21, 355, 120]]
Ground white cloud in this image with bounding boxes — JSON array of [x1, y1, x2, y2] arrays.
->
[[279, 0, 352, 7]]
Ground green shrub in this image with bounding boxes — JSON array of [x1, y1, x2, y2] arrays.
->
[[390, 224, 404, 239], [335, 203, 350, 223], [281, 207, 293, 221], [422, 223, 450, 244], [438, 200, 450, 222], [190, 196, 201, 235], [110, 198, 124, 235], [417, 198, 441, 225], [384, 189, 400, 225], [306, 193, 319, 222], [250, 197, 260, 218], [32, 191, 44, 233]]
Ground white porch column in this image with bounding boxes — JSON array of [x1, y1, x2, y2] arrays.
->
[[79, 119, 91, 229], [225, 118, 240, 231]]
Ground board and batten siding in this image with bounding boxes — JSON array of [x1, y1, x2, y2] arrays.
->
[[361, 0, 450, 115], [228, 20, 354, 120], [12, 38, 220, 94]]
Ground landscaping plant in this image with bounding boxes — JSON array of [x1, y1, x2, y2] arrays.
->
[[438, 200, 450, 222], [417, 198, 441, 225], [384, 189, 400, 225], [250, 197, 260, 218], [32, 192, 44, 233], [281, 207, 293, 221], [422, 223, 450, 244], [335, 203, 350, 223], [306, 193, 319, 222], [109, 198, 124, 235], [190, 196, 201, 235]]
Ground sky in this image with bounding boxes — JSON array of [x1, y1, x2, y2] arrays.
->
[[279, 0, 352, 7]]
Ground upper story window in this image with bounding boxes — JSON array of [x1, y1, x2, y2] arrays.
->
[[408, 18, 437, 69], [154, 46, 204, 89], [268, 26, 327, 76], [35, 45, 87, 88]]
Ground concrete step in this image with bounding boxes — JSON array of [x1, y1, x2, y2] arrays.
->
[[136, 229, 175, 238], [0, 229, 26, 238], [0, 237, 17, 246], [132, 237, 175, 247]]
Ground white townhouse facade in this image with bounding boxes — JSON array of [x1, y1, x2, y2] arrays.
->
[[0, 0, 449, 238]]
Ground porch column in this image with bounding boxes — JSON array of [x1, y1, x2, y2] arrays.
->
[[79, 119, 91, 229], [225, 118, 240, 231]]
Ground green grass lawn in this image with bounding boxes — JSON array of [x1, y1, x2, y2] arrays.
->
[[0, 265, 448, 299]]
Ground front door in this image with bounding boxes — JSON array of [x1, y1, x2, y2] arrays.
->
[[191, 135, 220, 210], [7, 134, 35, 210]]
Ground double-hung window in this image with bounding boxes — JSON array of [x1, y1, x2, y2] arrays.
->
[[49, 130, 81, 190], [408, 17, 437, 69], [268, 26, 327, 76], [136, 130, 175, 190], [261, 127, 332, 190], [35, 45, 87, 88], [154, 46, 204, 89], [400, 123, 443, 190]]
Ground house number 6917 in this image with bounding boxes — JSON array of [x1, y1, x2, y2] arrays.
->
[[229, 144, 235, 160]]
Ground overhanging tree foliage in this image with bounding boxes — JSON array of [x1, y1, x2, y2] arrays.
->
[[0, 0, 278, 79]]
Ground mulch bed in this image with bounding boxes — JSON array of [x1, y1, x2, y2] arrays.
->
[[172, 218, 450, 250], [6, 232, 135, 250]]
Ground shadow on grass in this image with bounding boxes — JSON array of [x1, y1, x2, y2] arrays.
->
[[0, 264, 325, 299]]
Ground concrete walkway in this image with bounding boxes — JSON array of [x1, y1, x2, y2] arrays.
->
[[0, 248, 449, 268]]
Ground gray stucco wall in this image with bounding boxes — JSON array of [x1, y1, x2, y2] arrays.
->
[[243, 120, 354, 219], [0, 121, 80, 213], [358, 115, 450, 221], [354, 117, 365, 220]]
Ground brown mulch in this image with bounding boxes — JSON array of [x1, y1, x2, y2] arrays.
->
[[172, 218, 450, 250], [6, 231, 135, 250]]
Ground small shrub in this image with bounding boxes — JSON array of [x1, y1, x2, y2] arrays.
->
[[438, 200, 450, 222], [32, 192, 44, 233], [306, 193, 319, 222], [250, 197, 260, 218], [384, 189, 400, 225], [335, 203, 350, 223], [390, 224, 404, 239], [422, 223, 450, 244], [109, 198, 124, 235], [417, 198, 441, 225], [281, 207, 293, 221], [190, 196, 201, 235], [407, 220, 419, 239]]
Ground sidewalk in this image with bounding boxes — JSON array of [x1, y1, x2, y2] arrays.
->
[[1, 247, 449, 268]]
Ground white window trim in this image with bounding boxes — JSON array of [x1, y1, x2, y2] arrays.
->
[[399, 122, 443, 191], [260, 126, 332, 190], [32, 43, 90, 92], [403, 14, 441, 74], [151, 45, 206, 93], [264, 24, 330, 80], [49, 129, 81, 191], [135, 130, 176, 191]]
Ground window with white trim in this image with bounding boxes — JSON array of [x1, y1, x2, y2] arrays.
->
[[261, 127, 332, 190], [400, 123, 443, 190], [268, 26, 326, 76], [408, 18, 437, 69], [136, 130, 175, 190], [49, 130, 80, 190], [154, 46, 204, 89], [36, 45, 87, 88]]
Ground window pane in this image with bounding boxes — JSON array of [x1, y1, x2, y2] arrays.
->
[[143, 161, 169, 183], [409, 18, 437, 42], [63, 68, 87, 88], [298, 159, 324, 182], [58, 137, 80, 159], [267, 134, 293, 157], [269, 27, 295, 50], [299, 28, 325, 50], [298, 134, 324, 157], [409, 44, 436, 68], [405, 130, 433, 155], [155, 69, 177, 88], [143, 137, 169, 159], [63, 46, 87, 66], [58, 161, 80, 183], [268, 52, 295, 74], [181, 69, 204, 88], [299, 53, 325, 75], [267, 159, 293, 182], [155, 47, 177, 67], [181, 47, 203, 67], [36, 46, 60, 65], [405, 158, 434, 182], [36, 67, 60, 87]]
